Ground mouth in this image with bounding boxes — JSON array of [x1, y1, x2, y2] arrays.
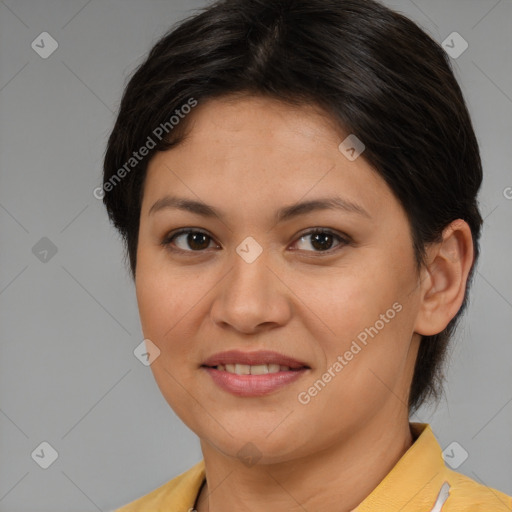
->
[[200, 350, 311, 397], [202, 363, 307, 374], [201, 349, 310, 369]]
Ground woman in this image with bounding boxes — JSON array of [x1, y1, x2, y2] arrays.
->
[[102, 0, 512, 510]]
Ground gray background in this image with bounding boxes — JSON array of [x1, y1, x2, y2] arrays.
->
[[0, 0, 511, 510]]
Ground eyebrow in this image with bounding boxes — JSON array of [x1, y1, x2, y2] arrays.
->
[[148, 195, 371, 222]]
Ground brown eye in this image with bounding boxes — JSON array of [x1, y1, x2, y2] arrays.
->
[[162, 229, 217, 252], [292, 228, 349, 253]]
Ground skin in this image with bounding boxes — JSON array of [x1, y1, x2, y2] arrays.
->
[[135, 94, 474, 512]]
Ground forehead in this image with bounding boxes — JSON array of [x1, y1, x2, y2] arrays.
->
[[184, 94, 342, 144], [141, 95, 395, 221]]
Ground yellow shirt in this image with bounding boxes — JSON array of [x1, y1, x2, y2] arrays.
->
[[114, 423, 512, 511]]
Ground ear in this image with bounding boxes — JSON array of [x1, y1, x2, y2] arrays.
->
[[414, 219, 475, 336]]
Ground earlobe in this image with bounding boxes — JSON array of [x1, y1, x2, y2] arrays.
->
[[414, 220, 474, 336]]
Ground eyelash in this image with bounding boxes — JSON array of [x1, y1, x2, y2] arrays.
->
[[160, 227, 351, 256]]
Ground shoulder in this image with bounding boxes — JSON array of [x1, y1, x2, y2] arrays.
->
[[355, 423, 511, 512], [443, 467, 512, 511], [113, 460, 205, 512]]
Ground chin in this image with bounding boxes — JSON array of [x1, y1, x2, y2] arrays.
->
[[198, 421, 314, 464]]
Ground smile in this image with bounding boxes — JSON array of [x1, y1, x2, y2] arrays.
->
[[200, 350, 311, 396], [207, 363, 302, 374]]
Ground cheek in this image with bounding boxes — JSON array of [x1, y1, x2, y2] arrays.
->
[[136, 272, 175, 340], [300, 254, 416, 403], [135, 246, 198, 339], [305, 260, 409, 350], [135, 261, 203, 421], [135, 251, 220, 379], [136, 277, 202, 375]]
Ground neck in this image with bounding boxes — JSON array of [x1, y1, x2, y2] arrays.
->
[[195, 412, 414, 512]]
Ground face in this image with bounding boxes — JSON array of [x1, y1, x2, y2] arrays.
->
[[135, 95, 423, 464]]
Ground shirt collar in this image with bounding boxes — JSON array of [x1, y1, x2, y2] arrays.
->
[[353, 422, 451, 512]]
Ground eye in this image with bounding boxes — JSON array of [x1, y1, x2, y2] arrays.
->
[[161, 229, 219, 253], [161, 227, 350, 255], [290, 228, 349, 254]]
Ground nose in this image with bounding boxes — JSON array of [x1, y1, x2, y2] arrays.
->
[[209, 245, 292, 334]]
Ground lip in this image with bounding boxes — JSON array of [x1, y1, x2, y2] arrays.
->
[[201, 350, 309, 369], [202, 367, 309, 397], [201, 350, 310, 397]]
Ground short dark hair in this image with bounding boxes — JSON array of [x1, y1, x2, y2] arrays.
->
[[102, 0, 483, 414]]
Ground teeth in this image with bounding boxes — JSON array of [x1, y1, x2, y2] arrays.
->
[[250, 364, 269, 375], [235, 364, 250, 375], [215, 363, 296, 374]]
